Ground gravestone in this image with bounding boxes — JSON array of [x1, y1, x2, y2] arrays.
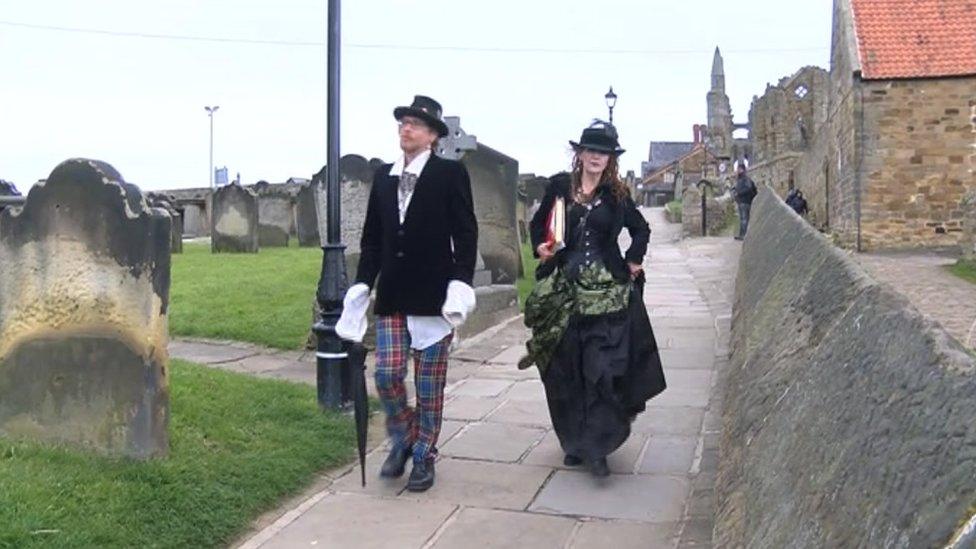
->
[[211, 183, 259, 253], [439, 117, 521, 283], [312, 155, 381, 277], [253, 185, 292, 248], [295, 181, 320, 247], [147, 193, 183, 254], [0, 159, 170, 459]]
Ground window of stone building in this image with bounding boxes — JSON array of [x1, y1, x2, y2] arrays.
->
[[794, 85, 809, 99]]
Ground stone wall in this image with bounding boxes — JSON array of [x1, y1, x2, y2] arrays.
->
[[747, 153, 804, 197], [0, 159, 170, 459], [682, 185, 733, 237], [963, 191, 976, 260], [717, 188, 976, 547], [857, 76, 976, 250]]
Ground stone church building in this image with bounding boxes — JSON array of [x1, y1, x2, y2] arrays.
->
[[748, 0, 975, 251]]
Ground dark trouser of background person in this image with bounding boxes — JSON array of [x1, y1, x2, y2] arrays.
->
[[736, 201, 751, 240]]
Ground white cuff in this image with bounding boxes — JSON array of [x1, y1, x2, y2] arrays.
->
[[335, 283, 370, 342], [442, 280, 476, 328]]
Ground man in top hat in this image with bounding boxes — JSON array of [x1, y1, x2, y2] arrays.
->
[[336, 95, 478, 492]]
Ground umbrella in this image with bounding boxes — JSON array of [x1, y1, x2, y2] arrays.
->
[[346, 342, 369, 487]]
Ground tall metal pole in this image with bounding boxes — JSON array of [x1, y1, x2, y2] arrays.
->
[[205, 106, 219, 187], [312, 0, 349, 411]]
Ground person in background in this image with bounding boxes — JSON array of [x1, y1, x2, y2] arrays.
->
[[733, 163, 757, 240]]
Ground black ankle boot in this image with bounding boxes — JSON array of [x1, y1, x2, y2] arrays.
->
[[406, 460, 435, 492], [379, 445, 412, 478], [589, 457, 610, 477], [563, 454, 583, 466]]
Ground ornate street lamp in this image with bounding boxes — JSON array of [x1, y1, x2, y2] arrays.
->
[[604, 86, 617, 125], [312, 0, 348, 411]]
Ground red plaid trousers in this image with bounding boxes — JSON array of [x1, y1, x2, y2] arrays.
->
[[374, 314, 452, 463]]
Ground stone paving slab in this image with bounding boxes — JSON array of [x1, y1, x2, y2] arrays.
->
[[529, 471, 689, 522], [259, 493, 456, 549], [571, 520, 680, 549], [169, 340, 258, 364], [430, 507, 577, 549], [399, 458, 553, 511], [442, 395, 503, 421], [440, 422, 546, 462], [503, 379, 545, 401], [484, 398, 552, 427], [639, 436, 698, 475], [445, 378, 513, 398], [631, 406, 705, 436], [647, 369, 713, 408]]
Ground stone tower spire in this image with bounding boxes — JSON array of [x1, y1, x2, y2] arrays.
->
[[711, 47, 725, 91], [706, 46, 733, 159]]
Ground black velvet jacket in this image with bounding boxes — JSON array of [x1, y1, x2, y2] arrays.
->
[[355, 154, 478, 315], [529, 175, 650, 282]]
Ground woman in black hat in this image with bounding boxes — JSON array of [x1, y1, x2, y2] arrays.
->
[[521, 121, 666, 477]]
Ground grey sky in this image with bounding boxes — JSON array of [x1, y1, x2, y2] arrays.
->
[[0, 0, 831, 191]]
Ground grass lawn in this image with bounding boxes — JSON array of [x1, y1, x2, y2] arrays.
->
[[517, 241, 539, 310], [948, 258, 976, 285], [0, 360, 355, 549], [170, 242, 322, 349]]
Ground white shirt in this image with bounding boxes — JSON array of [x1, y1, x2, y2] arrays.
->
[[335, 148, 476, 350], [390, 149, 431, 224]]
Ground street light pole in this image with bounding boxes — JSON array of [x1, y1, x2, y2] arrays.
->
[[205, 106, 219, 187], [604, 86, 617, 125], [312, 0, 349, 411]]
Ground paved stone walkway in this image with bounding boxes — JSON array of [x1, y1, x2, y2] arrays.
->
[[855, 252, 976, 350], [169, 208, 740, 549]]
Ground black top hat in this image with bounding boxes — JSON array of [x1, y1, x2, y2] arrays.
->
[[393, 95, 449, 137], [569, 120, 625, 156]]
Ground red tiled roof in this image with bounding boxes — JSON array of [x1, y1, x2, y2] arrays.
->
[[850, 0, 976, 79]]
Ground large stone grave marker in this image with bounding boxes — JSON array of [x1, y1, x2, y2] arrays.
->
[[439, 118, 521, 284], [211, 183, 259, 253], [295, 181, 320, 247], [0, 159, 170, 459], [147, 193, 183, 254], [252, 181, 292, 247]]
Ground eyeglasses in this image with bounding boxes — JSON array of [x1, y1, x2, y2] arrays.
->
[[397, 118, 428, 130]]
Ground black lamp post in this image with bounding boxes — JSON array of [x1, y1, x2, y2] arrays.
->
[[604, 86, 617, 125], [312, 0, 349, 411]]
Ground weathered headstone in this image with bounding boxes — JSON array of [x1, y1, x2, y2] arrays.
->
[[147, 193, 183, 254], [295, 181, 320, 247], [312, 155, 381, 277], [460, 144, 521, 283], [438, 117, 521, 283], [211, 183, 259, 253], [253, 185, 292, 248], [0, 159, 170, 459]]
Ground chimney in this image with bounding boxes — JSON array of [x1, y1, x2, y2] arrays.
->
[[693, 124, 701, 144]]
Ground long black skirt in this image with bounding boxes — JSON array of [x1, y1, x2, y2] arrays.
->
[[541, 286, 666, 461]]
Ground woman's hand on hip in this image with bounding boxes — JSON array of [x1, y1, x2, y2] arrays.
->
[[537, 242, 555, 262]]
